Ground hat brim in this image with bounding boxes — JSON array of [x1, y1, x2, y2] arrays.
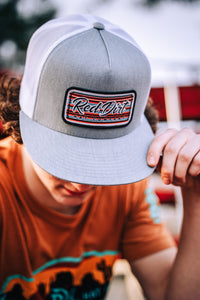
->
[[20, 111, 155, 185]]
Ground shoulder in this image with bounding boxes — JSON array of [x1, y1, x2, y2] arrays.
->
[[0, 137, 21, 186], [100, 178, 150, 213], [0, 137, 20, 164], [103, 178, 149, 195], [119, 178, 150, 204], [0, 138, 23, 214], [0, 137, 15, 158]]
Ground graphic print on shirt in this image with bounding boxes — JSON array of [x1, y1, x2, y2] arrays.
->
[[0, 250, 120, 300], [145, 187, 161, 224]]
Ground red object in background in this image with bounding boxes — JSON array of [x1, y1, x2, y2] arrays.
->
[[155, 190, 175, 204], [150, 87, 166, 120], [150, 85, 200, 121]]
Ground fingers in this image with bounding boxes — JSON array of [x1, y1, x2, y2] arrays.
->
[[147, 128, 178, 168], [188, 151, 200, 177], [175, 135, 200, 182], [161, 128, 196, 185], [147, 128, 200, 186]]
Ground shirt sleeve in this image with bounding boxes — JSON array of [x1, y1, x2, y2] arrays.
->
[[120, 178, 176, 261]]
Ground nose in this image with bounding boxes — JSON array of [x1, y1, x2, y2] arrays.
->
[[72, 183, 93, 192]]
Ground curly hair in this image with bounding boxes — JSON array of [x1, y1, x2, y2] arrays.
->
[[144, 97, 159, 134], [0, 74, 22, 143], [0, 74, 159, 144]]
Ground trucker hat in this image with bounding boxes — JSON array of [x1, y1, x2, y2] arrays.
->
[[19, 14, 155, 185]]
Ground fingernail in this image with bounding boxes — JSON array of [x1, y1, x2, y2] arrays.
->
[[147, 154, 155, 166], [162, 176, 170, 185]]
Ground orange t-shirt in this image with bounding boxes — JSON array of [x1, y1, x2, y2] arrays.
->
[[0, 137, 175, 299]]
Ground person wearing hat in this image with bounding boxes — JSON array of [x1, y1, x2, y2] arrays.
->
[[0, 14, 199, 300]]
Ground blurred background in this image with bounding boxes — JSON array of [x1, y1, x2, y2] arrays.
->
[[0, 0, 200, 241]]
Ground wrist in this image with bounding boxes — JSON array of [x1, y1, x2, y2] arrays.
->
[[182, 187, 200, 217]]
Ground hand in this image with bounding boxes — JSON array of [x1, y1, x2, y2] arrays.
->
[[147, 128, 200, 194]]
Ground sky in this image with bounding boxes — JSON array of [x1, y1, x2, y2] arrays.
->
[[54, 0, 200, 87]]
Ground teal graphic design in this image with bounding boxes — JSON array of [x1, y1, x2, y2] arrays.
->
[[145, 187, 161, 224], [0, 250, 119, 300]]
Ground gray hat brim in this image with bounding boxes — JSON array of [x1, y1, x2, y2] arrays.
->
[[20, 111, 155, 185]]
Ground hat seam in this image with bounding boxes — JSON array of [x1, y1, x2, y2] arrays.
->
[[99, 30, 111, 69]]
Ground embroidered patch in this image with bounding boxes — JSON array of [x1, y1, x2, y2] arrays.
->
[[63, 88, 136, 127]]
